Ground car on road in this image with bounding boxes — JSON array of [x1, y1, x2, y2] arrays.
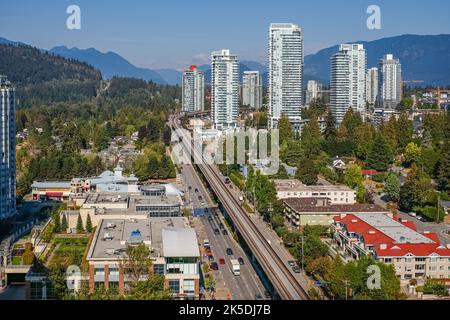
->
[[226, 248, 233, 255], [218, 222, 224, 229], [408, 212, 417, 217], [238, 257, 244, 265], [255, 294, 263, 300], [208, 255, 215, 262], [188, 186, 192, 190], [214, 229, 220, 235], [417, 215, 426, 221], [225, 178, 231, 184], [208, 216, 213, 221], [219, 258, 225, 265], [210, 262, 218, 270], [222, 229, 228, 236], [195, 188, 198, 193], [198, 195, 203, 201], [292, 266, 301, 273], [288, 260, 296, 267], [264, 290, 271, 299]]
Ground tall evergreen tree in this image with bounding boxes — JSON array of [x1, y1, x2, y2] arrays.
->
[[324, 109, 337, 141], [296, 159, 318, 186], [76, 214, 85, 234], [61, 214, 68, 233], [85, 214, 93, 233], [366, 134, 393, 172], [278, 114, 293, 145]]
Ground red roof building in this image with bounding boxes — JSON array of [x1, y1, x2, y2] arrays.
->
[[332, 213, 450, 281]]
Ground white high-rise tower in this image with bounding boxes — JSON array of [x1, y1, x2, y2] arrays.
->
[[182, 65, 204, 113], [242, 71, 263, 109], [330, 44, 367, 124], [211, 50, 239, 130], [0, 76, 16, 219], [378, 54, 402, 109], [268, 23, 304, 131]]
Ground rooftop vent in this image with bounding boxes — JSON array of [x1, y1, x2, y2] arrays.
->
[[368, 230, 376, 234], [351, 219, 358, 223]]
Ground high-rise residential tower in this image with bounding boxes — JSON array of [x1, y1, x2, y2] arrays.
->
[[378, 54, 402, 109], [211, 49, 239, 130], [182, 65, 205, 113], [242, 71, 263, 109], [305, 80, 322, 105], [0, 76, 16, 219], [330, 44, 367, 124], [268, 23, 304, 131], [366, 67, 379, 105]]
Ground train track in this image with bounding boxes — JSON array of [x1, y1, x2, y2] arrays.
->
[[172, 116, 309, 300]]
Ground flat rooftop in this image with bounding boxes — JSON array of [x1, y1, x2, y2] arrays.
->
[[274, 179, 353, 193], [83, 192, 180, 210], [284, 198, 388, 214], [88, 217, 199, 261], [354, 213, 435, 244]]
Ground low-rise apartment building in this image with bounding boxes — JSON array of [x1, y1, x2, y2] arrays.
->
[[332, 213, 450, 280], [275, 179, 356, 205], [86, 217, 200, 299], [283, 197, 389, 228]]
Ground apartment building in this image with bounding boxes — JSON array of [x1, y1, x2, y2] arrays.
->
[[378, 54, 402, 109], [242, 71, 263, 109], [0, 76, 16, 219], [330, 44, 367, 124], [283, 197, 388, 228], [366, 67, 378, 106], [86, 217, 200, 299], [274, 179, 356, 204], [332, 213, 450, 280], [211, 49, 239, 130], [305, 80, 322, 105], [268, 23, 304, 131], [182, 65, 205, 113]]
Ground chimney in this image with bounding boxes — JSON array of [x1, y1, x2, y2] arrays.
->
[[380, 244, 387, 250], [369, 230, 376, 234], [351, 219, 358, 223]]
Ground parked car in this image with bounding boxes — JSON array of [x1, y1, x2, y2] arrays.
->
[[188, 186, 192, 190], [210, 262, 218, 270], [218, 223, 224, 229], [226, 248, 233, 255], [255, 294, 263, 300], [208, 216, 213, 221], [195, 188, 199, 193], [292, 266, 301, 273], [214, 229, 220, 235], [264, 290, 271, 299], [219, 258, 225, 265], [208, 255, 215, 262], [238, 257, 244, 265], [198, 195, 203, 201], [288, 260, 296, 267], [222, 229, 228, 236], [408, 212, 417, 217]]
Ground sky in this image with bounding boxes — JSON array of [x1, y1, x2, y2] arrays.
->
[[1, 0, 450, 69]]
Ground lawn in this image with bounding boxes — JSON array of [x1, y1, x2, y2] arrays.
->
[[12, 256, 22, 265]]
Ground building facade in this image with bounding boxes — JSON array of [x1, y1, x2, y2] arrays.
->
[[242, 71, 263, 109], [366, 67, 378, 106], [182, 65, 205, 113], [332, 213, 450, 280], [378, 54, 402, 109], [305, 80, 322, 106], [211, 49, 239, 130], [0, 76, 16, 219], [330, 44, 367, 124], [268, 23, 304, 131]]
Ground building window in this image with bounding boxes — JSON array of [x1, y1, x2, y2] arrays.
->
[[169, 280, 180, 294], [153, 264, 165, 275], [184, 279, 195, 294]]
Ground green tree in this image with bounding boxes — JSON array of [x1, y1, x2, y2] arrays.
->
[[61, 214, 68, 232], [438, 139, 450, 192], [296, 159, 318, 186], [384, 173, 401, 202], [323, 109, 337, 142], [76, 214, 84, 234], [399, 164, 432, 211], [366, 134, 393, 172], [278, 114, 293, 145], [354, 123, 374, 160], [396, 112, 413, 150], [344, 164, 363, 189], [404, 142, 422, 165], [22, 243, 35, 265], [85, 214, 93, 233], [52, 209, 61, 233]]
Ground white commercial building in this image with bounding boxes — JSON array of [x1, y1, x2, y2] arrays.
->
[[366, 67, 378, 106], [182, 65, 204, 113], [211, 50, 239, 130], [378, 54, 402, 109], [305, 80, 322, 105], [268, 23, 304, 131], [331, 44, 367, 124], [242, 71, 263, 109], [0, 76, 16, 219]]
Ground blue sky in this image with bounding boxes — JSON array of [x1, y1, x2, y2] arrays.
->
[[1, 0, 449, 69]]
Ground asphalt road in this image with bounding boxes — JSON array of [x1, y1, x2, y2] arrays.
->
[[180, 163, 267, 300]]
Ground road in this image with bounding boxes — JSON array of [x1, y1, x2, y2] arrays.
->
[[172, 115, 310, 300], [181, 162, 267, 300]]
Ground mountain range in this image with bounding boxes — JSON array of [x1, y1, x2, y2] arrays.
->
[[1, 34, 449, 86]]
